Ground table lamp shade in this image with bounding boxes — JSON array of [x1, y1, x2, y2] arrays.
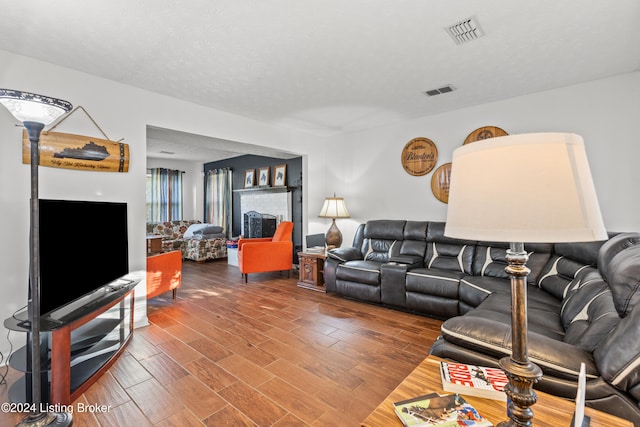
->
[[319, 196, 350, 219], [445, 132, 607, 243], [0, 88, 72, 125]]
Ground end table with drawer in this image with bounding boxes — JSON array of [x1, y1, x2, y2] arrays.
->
[[297, 250, 327, 292]]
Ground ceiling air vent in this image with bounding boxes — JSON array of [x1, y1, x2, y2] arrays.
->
[[446, 16, 484, 45], [425, 85, 455, 97], [159, 150, 175, 155]]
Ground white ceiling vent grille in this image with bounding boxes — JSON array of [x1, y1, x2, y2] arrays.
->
[[446, 16, 485, 45], [424, 85, 456, 97]]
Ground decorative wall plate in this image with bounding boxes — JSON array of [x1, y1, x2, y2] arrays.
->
[[463, 126, 508, 145], [401, 137, 438, 176], [431, 163, 452, 204]]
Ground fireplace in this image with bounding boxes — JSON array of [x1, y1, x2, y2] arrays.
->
[[243, 211, 277, 238], [237, 187, 292, 238]]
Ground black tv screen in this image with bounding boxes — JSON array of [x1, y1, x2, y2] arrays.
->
[[39, 199, 129, 316]]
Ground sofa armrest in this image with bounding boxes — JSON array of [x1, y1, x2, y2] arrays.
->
[[380, 262, 415, 307], [389, 255, 424, 267], [440, 316, 598, 381], [238, 237, 272, 250], [327, 247, 362, 263], [239, 240, 291, 257]]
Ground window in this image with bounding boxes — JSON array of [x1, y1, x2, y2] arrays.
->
[[146, 168, 183, 222]]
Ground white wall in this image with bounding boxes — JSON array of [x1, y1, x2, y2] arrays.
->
[[328, 72, 640, 246], [0, 49, 320, 360], [146, 157, 203, 221]]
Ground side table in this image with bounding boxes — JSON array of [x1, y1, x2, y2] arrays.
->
[[146, 234, 163, 255], [362, 355, 633, 427], [297, 251, 326, 292]]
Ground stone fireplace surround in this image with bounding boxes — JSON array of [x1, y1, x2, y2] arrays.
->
[[236, 187, 292, 237]]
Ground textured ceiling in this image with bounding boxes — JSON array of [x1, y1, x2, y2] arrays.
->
[[1, 1, 639, 159]]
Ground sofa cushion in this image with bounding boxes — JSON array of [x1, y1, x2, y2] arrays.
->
[[398, 221, 428, 258], [471, 291, 565, 339], [364, 239, 398, 263], [594, 306, 640, 398], [336, 260, 382, 285], [425, 222, 475, 274], [562, 281, 620, 352], [458, 275, 509, 308], [406, 269, 463, 299], [360, 220, 406, 263], [439, 315, 598, 381], [598, 232, 640, 281], [602, 241, 640, 317], [472, 242, 553, 284]]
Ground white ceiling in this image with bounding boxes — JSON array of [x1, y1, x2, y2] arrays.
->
[[146, 125, 300, 162], [1, 1, 639, 159]]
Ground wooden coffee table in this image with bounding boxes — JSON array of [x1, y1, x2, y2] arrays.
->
[[361, 355, 633, 427]]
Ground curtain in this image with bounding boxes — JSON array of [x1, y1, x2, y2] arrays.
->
[[148, 168, 183, 222], [205, 168, 232, 237]]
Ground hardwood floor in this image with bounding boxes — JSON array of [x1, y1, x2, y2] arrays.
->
[[1, 260, 442, 427]]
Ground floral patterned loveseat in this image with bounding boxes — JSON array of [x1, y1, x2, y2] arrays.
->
[[146, 220, 227, 262]]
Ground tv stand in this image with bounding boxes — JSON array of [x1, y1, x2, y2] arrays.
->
[[4, 279, 137, 405]]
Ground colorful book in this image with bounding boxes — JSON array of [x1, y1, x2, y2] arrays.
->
[[440, 362, 508, 401], [393, 393, 493, 426]]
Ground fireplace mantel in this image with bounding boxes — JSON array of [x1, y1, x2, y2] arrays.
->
[[233, 186, 292, 194]]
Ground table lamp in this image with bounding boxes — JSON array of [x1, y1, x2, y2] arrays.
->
[[0, 89, 73, 427], [318, 194, 350, 248], [444, 132, 607, 426]]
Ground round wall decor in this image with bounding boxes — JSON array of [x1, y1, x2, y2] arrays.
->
[[431, 162, 452, 204], [463, 126, 508, 145], [401, 137, 438, 176]]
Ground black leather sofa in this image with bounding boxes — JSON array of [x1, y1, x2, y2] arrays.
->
[[324, 220, 640, 423]]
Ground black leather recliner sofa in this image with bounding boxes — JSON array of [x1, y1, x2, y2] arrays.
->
[[324, 219, 640, 423]]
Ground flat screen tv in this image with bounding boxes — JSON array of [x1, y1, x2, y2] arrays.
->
[[38, 199, 129, 317]]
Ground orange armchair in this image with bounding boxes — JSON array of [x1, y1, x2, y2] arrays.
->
[[146, 250, 182, 300], [238, 221, 294, 282]]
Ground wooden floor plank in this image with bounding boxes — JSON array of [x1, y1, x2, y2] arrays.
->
[[1, 260, 442, 426]]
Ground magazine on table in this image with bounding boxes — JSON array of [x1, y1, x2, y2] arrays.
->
[[393, 393, 493, 426], [440, 361, 508, 401]]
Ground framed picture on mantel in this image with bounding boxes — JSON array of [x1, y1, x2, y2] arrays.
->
[[273, 164, 287, 187], [244, 169, 255, 188], [258, 166, 270, 187]]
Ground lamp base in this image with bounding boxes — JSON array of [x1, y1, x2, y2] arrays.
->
[[17, 411, 72, 427], [325, 219, 343, 248], [496, 356, 542, 427]]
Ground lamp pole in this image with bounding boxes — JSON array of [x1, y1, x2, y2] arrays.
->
[[0, 89, 73, 427]]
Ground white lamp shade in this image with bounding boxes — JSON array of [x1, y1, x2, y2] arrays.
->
[[0, 89, 72, 125], [445, 132, 607, 243], [319, 196, 350, 219]]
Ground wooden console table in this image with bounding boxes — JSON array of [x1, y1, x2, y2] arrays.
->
[[362, 355, 633, 427], [297, 251, 326, 292]]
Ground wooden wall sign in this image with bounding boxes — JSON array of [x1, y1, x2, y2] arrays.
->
[[431, 163, 452, 203], [401, 137, 438, 176], [23, 130, 129, 172], [463, 126, 508, 145]]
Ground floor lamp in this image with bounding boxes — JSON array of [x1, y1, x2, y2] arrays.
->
[[444, 133, 607, 426], [0, 89, 73, 427]]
